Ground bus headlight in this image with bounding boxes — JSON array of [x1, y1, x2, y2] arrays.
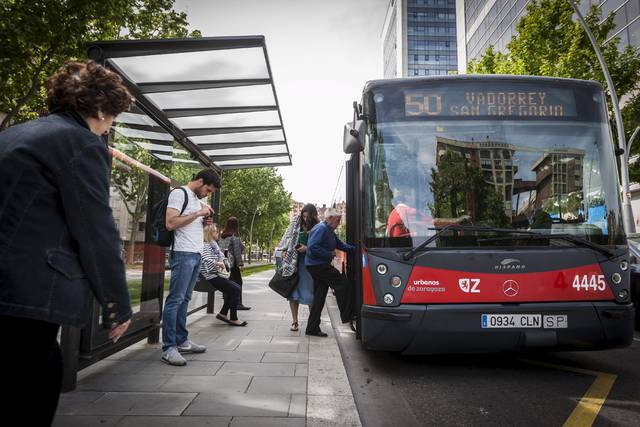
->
[[620, 260, 628, 271], [376, 264, 388, 275], [618, 289, 629, 300], [383, 293, 394, 304], [611, 273, 622, 284], [390, 276, 402, 288]]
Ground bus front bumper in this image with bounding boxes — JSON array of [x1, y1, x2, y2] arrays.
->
[[360, 302, 635, 354]]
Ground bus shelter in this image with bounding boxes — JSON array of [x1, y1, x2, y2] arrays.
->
[[61, 36, 291, 390]]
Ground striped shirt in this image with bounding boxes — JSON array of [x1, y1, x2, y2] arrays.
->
[[200, 241, 225, 280]]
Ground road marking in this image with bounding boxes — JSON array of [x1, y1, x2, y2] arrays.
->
[[521, 360, 617, 427]]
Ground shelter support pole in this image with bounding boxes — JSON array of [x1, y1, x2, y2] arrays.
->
[[569, 0, 636, 233]]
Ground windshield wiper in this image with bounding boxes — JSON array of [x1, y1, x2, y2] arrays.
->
[[477, 233, 616, 257], [402, 225, 539, 261]]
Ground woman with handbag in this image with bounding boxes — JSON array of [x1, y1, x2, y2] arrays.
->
[[220, 217, 250, 310], [277, 204, 319, 331], [201, 224, 247, 326]]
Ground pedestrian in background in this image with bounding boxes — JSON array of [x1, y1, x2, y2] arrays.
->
[[0, 60, 134, 425], [278, 204, 319, 331], [162, 170, 219, 366], [305, 208, 355, 337], [201, 224, 247, 326], [220, 217, 250, 310]]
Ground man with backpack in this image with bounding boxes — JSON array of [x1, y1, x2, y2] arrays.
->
[[160, 169, 220, 366]]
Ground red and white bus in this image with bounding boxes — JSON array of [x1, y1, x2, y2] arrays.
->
[[343, 75, 635, 353]]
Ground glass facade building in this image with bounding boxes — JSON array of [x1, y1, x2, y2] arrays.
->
[[459, 0, 640, 73], [382, 0, 458, 78]]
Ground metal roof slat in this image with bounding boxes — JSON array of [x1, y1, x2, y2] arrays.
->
[[194, 140, 286, 150], [138, 78, 272, 93], [87, 36, 266, 59], [165, 105, 278, 118], [220, 161, 292, 170], [207, 153, 290, 162], [183, 125, 282, 136]]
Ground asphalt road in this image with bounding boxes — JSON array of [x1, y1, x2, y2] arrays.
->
[[327, 299, 640, 427]]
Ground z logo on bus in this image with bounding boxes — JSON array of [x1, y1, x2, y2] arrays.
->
[[459, 278, 480, 293]]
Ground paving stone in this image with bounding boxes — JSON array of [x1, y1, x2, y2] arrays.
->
[[246, 376, 307, 394], [307, 395, 361, 427], [77, 374, 171, 392], [289, 394, 307, 418], [261, 352, 309, 363], [295, 364, 309, 377], [74, 392, 197, 416], [217, 362, 295, 376], [52, 415, 122, 427], [55, 391, 105, 415], [183, 392, 291, 417], [236, 342, 300, 352], [187, 350, 263, 362], [270, 336, 309, 345], [138, 360, 223, 376], [229, 417, 305, 427], [117, 415, 231, 426], [159, 374, 251, 393]]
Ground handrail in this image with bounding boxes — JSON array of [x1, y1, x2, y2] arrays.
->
[[109, 147, 171, 184]]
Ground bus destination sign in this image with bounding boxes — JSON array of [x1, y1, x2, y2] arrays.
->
[[404, 87, 577, 118]]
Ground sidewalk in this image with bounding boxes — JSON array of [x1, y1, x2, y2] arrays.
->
[[53, 269, 361, 427]]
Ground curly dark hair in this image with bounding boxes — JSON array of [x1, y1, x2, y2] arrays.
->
[[221, 217, 240, 238], [299, 203, 319, 232], [46, 61, 133, 118]]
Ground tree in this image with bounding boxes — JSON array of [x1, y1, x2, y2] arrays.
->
[[111, 139, 152, 264], [220, 168, 291, 263], [0, 0, 201, 129], [467, 0, 640, 168]]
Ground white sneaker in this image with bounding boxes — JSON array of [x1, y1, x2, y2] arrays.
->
[[177, 339, 207, 354], [161, 347, 187, 366]]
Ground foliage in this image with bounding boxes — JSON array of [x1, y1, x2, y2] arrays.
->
[[220, 168, 291, 258], [467, 0, 640, 158], [0, 0, 201, 129]]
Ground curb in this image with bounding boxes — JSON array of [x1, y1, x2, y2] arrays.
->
[[305, 294, 362, 426]]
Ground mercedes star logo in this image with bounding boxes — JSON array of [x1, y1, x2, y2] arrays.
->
[[503, 280, 519, 297]]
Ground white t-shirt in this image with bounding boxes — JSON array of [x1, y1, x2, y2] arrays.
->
[[167, 185, 204, 253]]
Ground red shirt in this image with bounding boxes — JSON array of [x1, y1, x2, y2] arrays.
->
[[386, 204, 432, 237]]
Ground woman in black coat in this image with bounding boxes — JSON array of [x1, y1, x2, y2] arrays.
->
[[0, 61, 134, 425]]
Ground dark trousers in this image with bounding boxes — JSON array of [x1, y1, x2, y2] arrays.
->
[[207, 276, 241, 320], [306, 263, 351, 334], [230, 266, 244, 305], [0, 314, 62, 426]]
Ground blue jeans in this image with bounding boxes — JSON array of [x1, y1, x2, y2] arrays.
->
[[162, 251, 201, 351]]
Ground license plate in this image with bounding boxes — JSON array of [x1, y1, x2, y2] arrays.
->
[[543, 315, 568, 329], [481, 314, 542, 328]]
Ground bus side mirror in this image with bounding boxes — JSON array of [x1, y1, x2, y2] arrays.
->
[[343, 120, 365, 153]]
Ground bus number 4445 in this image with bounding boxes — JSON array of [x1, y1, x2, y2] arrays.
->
[[572, 274, 606, 291]]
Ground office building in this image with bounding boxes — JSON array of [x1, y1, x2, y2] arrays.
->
[[382, 0, 458, 78], [457, 0, 640, 74]]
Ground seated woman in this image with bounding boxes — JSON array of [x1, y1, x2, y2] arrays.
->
[[201, 224, 247, 326]]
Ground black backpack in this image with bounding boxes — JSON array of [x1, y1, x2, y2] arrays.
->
[[149, 187, 188, 247]]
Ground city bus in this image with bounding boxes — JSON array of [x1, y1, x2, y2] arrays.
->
[[343, 75, 635, 354]]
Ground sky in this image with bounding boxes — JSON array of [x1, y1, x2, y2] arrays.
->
[[174, 0, 389, 205]]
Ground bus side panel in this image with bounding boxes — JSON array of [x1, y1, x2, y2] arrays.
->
[[361, 304, 426, 351]]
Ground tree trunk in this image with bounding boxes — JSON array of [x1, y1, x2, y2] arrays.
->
[[248, 207, 259, 265], [126, 214, 139, 264]]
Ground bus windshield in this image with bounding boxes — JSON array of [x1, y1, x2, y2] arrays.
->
[[362, 79, 625, 248]]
